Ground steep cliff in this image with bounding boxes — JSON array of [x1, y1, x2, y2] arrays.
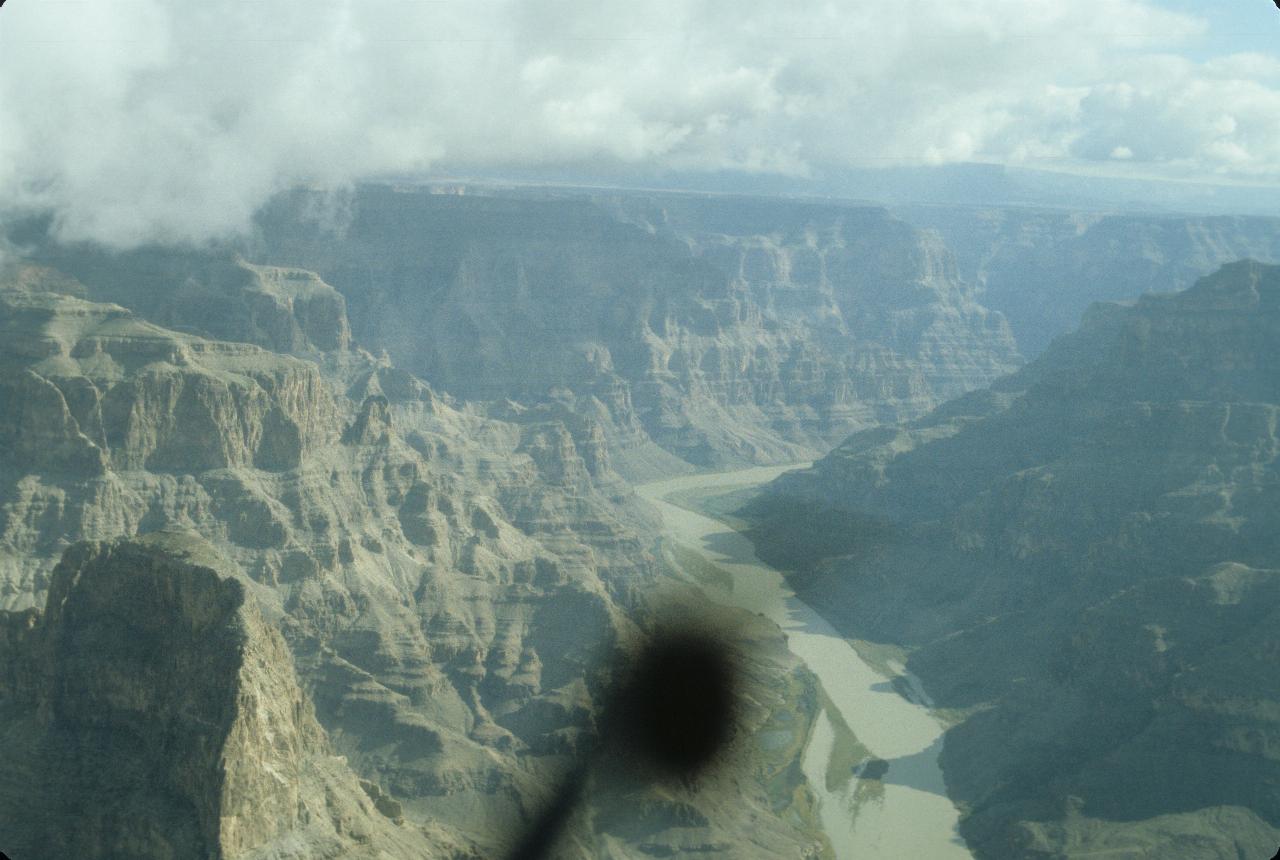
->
[[246, 186, 1019, 474], [0, 278, 828, 857], [747, 260, 1280, 858], [0, 534, 455, 859], [899, 205, 1280, 356], [5, 254, 352, 357], [0, 287, 341, 603]]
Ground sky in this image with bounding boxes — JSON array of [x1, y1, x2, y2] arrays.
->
[[1159, 1, 1275, 60], [0, 0, 1278, 249]]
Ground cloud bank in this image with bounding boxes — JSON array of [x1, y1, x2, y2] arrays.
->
[[1, 0, 1278, 247]]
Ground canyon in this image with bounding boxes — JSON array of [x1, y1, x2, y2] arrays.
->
[[897, 205, 1280, 356], [0, 252, 826, 857], [2, 185, 1278, 858], [745, 260, 1280, 858]]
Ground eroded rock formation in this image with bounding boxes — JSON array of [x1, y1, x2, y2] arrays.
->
[[249, 187, 1020, 473], [0, 270, 827, 857], [0, 533, 456, 859]]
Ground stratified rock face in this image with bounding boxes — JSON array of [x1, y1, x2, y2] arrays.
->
[[747, 260, 1280, 858], [251, 187, 1019, 473], [14, 253, 353, 357], [0, 278, 827, 858], [0, 289, 334, 477], [0, 534, 446, 860], [899, 205, 1280, 356]]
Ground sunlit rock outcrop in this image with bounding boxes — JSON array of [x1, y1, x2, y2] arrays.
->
[[0, 534, 457, 859]]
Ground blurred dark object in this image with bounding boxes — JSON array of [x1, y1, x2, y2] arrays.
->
[[605, 630, 737, 780], [506, 629, 739, 860], [505, 766, 589, 860]]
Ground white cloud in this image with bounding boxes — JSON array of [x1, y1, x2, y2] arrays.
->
[[0, 0, 1276, 248]]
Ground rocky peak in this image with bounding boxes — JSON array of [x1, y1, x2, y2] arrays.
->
[[1025, 259, 1280, 406], [1169, 257, 1280, 310], [0, 533, 451, 859]]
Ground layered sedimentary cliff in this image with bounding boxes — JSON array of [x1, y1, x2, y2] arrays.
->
[[899, 205, 1280, 356], [746, 260, 1280, 858], [0, 534, 453, 859], [0, 269, 827, 857], [8, 253, 352, 357], [245, 187, 1019, 473]]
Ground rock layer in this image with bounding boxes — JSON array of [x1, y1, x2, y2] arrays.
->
[[250, 187, 1020, 473]]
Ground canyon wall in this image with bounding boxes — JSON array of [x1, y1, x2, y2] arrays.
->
[[745, 260, 1280, 858], [246, 187, 1019, 473], [0, 534, 454, 859], [898, 205, 1280, 356], [0, 271, 826, 858]]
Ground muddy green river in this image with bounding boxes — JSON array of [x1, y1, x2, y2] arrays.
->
[[639, 465, 972, 859]]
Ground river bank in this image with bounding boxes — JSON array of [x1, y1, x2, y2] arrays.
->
[[638, 466, 972, 859]]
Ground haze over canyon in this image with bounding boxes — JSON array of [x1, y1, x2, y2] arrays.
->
[[0, 181, 1276, 858]]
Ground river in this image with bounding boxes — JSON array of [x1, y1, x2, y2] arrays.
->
[[638, 465, 972, 860]]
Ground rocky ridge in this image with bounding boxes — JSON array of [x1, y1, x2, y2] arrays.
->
[[0, 533, 455, 859], [746, 260, 1280, 858]]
